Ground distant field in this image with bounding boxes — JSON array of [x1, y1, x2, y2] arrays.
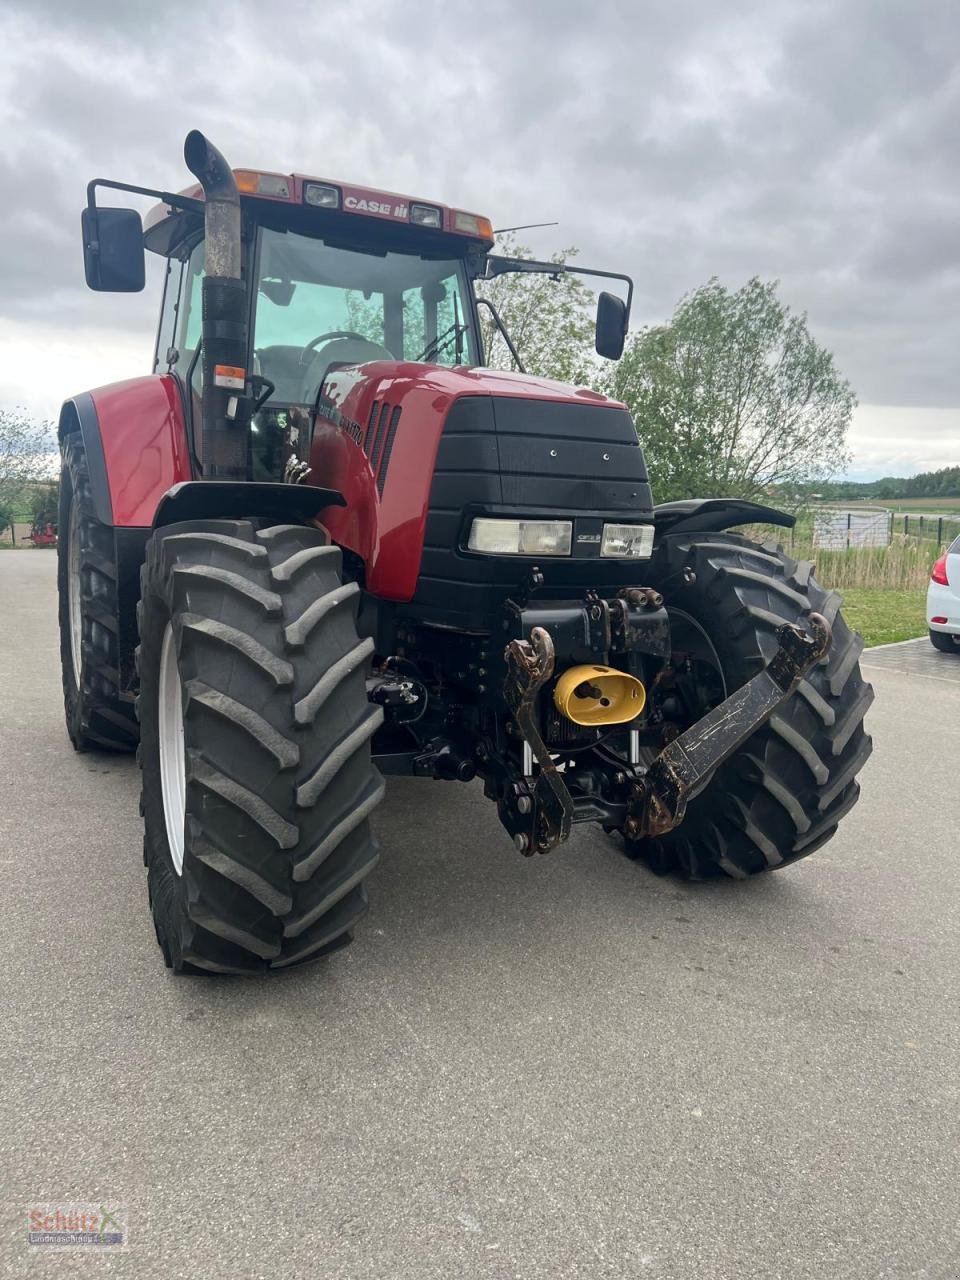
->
[[823, 497, 960, 516]]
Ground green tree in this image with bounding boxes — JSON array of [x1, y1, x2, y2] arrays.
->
[[476, 235, 597, 384], [0, 409, 56, 542], [606, 278, 855, 503], [0, 498, 16, 542]]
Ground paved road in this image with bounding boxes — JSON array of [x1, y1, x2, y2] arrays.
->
[[2, 550, 959, 1279]]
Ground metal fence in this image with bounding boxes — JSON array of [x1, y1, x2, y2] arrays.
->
[[812, 508, 960, 550], [895, 512, 960, 546], [812, 508, 891, 549]]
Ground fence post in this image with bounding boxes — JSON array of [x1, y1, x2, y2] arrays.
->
[[904, 515, 909, 537], [938, 517, 944, 546], [920, 515, 925, 538], [846, 511, 851, 549]]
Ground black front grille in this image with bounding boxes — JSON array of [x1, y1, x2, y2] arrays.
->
[[407, 394, 655, 627]]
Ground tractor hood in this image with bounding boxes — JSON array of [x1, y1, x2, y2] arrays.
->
[[312, 359, 651, 610], [319, 359, 628, 414]]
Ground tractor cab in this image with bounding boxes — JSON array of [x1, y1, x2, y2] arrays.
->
[[83, 149, 632, 484], [142, 171, 492, 406], [141, 175, 500, 481]]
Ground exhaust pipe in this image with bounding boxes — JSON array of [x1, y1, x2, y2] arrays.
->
[[183, 130, 248, 480]]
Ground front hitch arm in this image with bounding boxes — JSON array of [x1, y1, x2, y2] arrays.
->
[[626, 612, 832, 840], [502, 627, 574, 855]]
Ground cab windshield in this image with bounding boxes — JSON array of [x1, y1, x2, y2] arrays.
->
[[253, 226, 477, 403]]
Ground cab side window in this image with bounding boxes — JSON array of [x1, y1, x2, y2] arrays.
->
[[174, 242, 205, 385], [153, 257, 185, 372]]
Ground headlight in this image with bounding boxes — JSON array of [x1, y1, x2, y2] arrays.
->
[[467, 518, 572, 556], [410, 202, 442, 228], [600, 523, 655, 558], [303, 182, 341, 209]]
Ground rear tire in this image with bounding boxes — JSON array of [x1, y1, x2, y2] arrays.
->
[[137, 519, 384, 974], [929, 629, 958, 653], [57, 434, 138, 752], [633, 532, 874, 879]]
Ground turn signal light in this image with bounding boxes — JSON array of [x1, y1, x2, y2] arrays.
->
[[554, 665, 646, 727], [453, 211, 494, 240], [931, 556, 949, 585], [233, 170, 292, 199]]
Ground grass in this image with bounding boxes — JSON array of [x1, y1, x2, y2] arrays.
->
[[837, 587, 928, 647], [742, 521, 932, 646], [745, 524, 940, 591], [794, 537, 940, 590]]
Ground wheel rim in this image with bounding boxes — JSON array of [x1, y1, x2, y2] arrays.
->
[[596, 607, 728, 780], [67, 495, 83, 686], [661, 608, 728, 797], [158, 622, 187, 875]]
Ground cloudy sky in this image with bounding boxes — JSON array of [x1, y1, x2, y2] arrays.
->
[[1, 0, 958, 480]]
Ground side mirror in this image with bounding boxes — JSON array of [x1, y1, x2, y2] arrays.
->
[[81, 206, 145, 292], [595, 290, 627, 360]]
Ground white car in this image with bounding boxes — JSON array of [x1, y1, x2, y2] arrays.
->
[[927, 534, 960, 653]]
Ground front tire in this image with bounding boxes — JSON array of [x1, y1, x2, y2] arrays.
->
[[137, 519, 384, 974], [634, 532, 874, 879]]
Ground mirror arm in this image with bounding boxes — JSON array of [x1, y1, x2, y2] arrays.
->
[[86, 178, 205, 219], [485, 255, 633, 333]]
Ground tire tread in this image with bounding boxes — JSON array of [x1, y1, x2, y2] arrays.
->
[[630, 531, 873, 879], [138, 519, 384, 973]]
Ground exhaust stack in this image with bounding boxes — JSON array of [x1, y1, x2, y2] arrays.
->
[[183, 130, 248, 480]]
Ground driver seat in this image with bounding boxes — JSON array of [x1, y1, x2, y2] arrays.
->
[[299, 337, 393, 403]]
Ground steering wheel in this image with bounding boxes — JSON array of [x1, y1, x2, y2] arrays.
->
[[297, 331, 378, 367]]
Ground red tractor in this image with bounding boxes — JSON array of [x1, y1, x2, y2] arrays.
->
[[58, 132, 873, 974], [27, 515, 58, 547]]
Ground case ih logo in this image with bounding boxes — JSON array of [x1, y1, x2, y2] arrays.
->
[[344, 195, 409, 219]]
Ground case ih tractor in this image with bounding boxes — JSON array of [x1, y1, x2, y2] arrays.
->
[[58, 132, 873, 975]]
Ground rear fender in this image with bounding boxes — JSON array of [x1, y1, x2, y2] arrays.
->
[[653, 498, 795, 538], [58, 375, 192, 528]]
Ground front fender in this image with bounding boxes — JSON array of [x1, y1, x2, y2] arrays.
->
[[58, 393, 114, 525], [653, 498, 795, 537], [153, 481, 345, 529]]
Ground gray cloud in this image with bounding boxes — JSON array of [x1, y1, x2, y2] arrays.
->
[[1, 0, 959, 422]]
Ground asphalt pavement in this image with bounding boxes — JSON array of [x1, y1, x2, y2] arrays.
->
[[2, 549, 959, 1279]]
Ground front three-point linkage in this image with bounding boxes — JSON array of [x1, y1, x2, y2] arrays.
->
[[625, 613, 833, 840], [501, 628, 574, 855], [504, 613, 832, 857]]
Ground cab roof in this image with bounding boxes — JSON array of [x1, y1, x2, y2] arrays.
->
[[143, 168, 495, 256]]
